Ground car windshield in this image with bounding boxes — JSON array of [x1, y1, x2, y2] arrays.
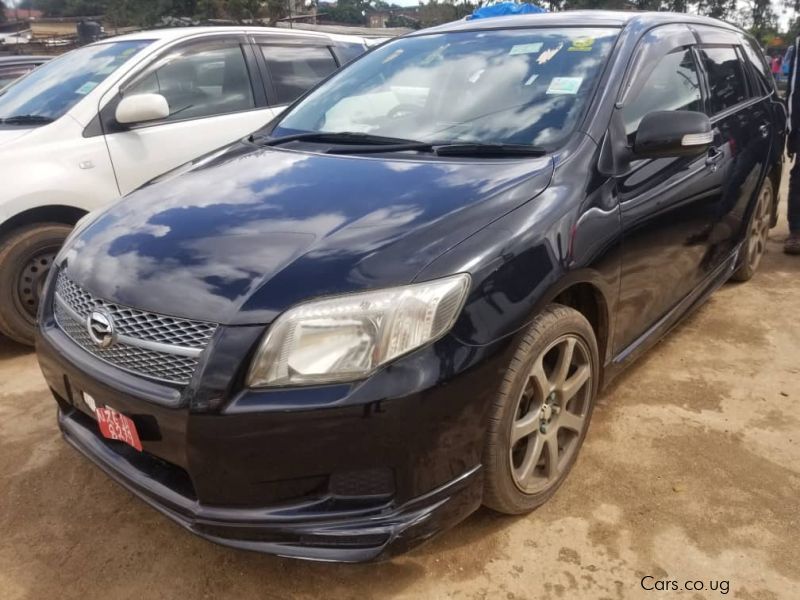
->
[[0, 40, 152, 123], [273, 27, 619, 150]]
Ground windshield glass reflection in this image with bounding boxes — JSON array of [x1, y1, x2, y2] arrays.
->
[[0, 40, 152, 122], [275, 28, 619, 149]]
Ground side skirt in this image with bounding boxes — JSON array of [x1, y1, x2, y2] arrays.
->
[[602, 246, 740, 387]]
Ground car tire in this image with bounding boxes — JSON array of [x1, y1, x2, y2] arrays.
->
[[0, 223, 72, 346], [483, 304, 599, 515], [731, 177, 773, 283]]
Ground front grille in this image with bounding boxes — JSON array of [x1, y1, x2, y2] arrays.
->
[[53, 271, 217, 385]]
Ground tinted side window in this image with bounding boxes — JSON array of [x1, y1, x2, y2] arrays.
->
[[741, 38, 774, 96], [261, 45, 338, 105], [621, 48, 702, 137], [125, 41, 255, 122], [700, 46, 748, 114], [0, 66, 33, 89], [332, 43, 367, 66]]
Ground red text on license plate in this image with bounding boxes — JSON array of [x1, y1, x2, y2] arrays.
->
[[96, 406, 142, 452]]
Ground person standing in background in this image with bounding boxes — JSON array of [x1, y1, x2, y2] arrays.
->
[[785, 39, 800, 254], [772, 54, 782, 76]]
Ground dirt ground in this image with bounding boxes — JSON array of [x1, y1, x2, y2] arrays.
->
[[1, 195, 799, 599]]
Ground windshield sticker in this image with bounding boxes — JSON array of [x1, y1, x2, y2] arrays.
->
[[468, 68, 486, 83], [509, 43, 543, 55], [524, 73, 539, 86], [568, 37, 594, 52], [537, 43, 563, 65], [546, 77, 583, 95], [382, 49, 404, 64], [420, 45, 448, 66], [75, 81, 99, 95]]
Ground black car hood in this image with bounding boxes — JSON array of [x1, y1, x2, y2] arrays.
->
[[61, 144, 553, 325]]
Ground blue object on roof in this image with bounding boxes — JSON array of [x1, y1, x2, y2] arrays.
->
[[467, 2, 547, 20]]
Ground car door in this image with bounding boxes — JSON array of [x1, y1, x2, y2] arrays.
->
[[99, 34, 277, 196], [612, 25, 729, 353], [252, 36, 341, 114], [693, 27, 773, 265], [740, 33, 785, 226]]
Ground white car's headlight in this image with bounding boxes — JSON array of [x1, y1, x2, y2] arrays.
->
[[247, 273, 471, 388]]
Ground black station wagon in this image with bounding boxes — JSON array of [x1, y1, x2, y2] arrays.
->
[[36, 11, 785, 562]]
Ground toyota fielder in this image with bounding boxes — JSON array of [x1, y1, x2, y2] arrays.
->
[[36, 11, 784, 562]]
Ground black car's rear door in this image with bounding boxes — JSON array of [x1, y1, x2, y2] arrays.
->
[[692, 26, 772, 271]]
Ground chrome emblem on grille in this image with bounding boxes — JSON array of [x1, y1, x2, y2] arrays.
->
[[87, 310, 116, 348]]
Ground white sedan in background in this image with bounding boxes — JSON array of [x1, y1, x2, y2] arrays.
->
[[0, 26, 369, 345]]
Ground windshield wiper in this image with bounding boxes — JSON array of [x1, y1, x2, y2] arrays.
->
[[253, 131, 428, 147], [0, 115, 54, 125], [433, 143, 546, 157], [252, 131, 547, 157]]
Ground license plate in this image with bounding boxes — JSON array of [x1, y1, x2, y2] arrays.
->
[[95, 405, 143, 452]]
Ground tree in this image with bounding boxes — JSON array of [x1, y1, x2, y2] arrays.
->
[[0, 1, 5, 24], [418, 0, 472, 28], [263, 0, 288, 26], [225, 0, 264, 22], [194, 0, 226, 20], [326, 0, 368, 25]]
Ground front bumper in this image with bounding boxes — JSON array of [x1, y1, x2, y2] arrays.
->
[[37, 312, 512, 562], [59, 405, 482, 561]]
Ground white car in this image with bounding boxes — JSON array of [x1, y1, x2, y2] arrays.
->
[[0, 31, 32, 46], [0, 27, 369, 345]]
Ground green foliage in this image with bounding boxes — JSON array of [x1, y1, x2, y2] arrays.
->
[[386, 13, 419, 28], [37, 0, 111, 17], [418, 0, 472, 29], [18, 0, 798, 43], [225, 0, 264, 22], [325, 0, 370, 26], [749, 0, 778, 41]]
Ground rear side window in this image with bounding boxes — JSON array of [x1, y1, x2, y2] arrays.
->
[[621, 48, 703, 137], [741, 38, 774, 96], [700, 46, 748, 114], [0, 66, 33, 89], [333, 43, 367, 66], [261, 45, 338, 105]]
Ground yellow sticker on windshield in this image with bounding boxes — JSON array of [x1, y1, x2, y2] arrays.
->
[[568, 37, 594, 52]]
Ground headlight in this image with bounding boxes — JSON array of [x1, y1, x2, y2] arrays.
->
[[247, 273, 471, 388]]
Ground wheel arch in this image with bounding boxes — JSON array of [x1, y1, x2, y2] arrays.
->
[[547, 277, 613, 387], [0, 205, 87, 243]]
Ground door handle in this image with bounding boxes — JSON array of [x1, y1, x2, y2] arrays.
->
[[705, 147, 724, 170], [759, 124, 770, 138]]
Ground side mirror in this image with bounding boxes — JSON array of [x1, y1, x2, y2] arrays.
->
[[633, 110, 713, 159], [115, 93, 169, 125]]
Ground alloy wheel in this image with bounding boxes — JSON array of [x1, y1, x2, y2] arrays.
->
[[746, 183, 772, 273], [509, 334, 593, 494]]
